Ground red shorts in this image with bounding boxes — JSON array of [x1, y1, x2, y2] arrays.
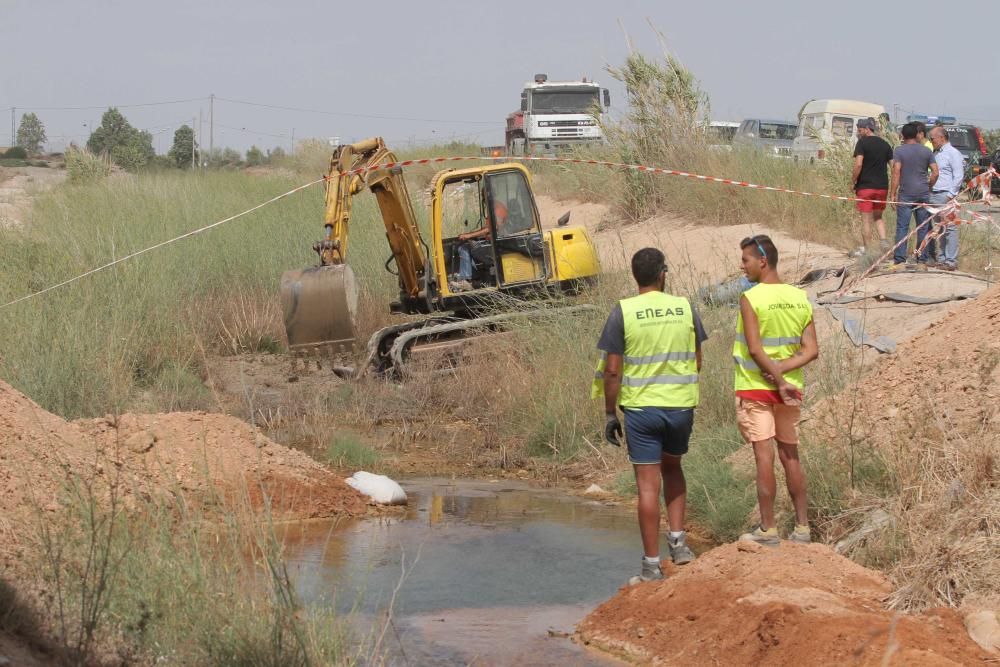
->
[[856, 188, 888, 213]]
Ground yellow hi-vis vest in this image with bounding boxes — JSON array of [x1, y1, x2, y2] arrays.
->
[[733, 283, 812, 391], [591, 291, 699, 408]]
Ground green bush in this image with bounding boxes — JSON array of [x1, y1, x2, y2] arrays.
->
[[4, 146, 28, 159], [325, 434, 381, 469], [65, 148, 111, 184]]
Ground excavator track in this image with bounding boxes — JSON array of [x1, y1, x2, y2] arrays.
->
[[366, 304, 598, 378], [363, 317, 460, 376]]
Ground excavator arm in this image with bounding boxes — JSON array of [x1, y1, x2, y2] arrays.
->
[[281, 137, 430, 351], [317, 137, 427, 297]]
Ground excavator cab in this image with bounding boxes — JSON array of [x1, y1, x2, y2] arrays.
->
[[434, 164, 548, 297]]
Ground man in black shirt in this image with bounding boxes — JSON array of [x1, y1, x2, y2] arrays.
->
[[851, 117, 894, 256]]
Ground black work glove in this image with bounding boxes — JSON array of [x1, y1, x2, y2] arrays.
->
[[604, 413, 623, 446]]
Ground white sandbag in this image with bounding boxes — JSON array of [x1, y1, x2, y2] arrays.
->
[[345, 471, 407, 505]]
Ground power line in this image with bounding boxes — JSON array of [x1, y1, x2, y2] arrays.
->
[[215, 96, 496, 125], [215, 122, 291, 140], [4, 97, 208, 111]]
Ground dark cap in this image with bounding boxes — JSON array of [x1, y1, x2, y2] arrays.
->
[[857, 117, 877, 131]]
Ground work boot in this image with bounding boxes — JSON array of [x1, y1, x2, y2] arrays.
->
[[627, 558, 664, 586], [668, 532, 695, 565], [739, 525, 780, 546], [788, 524, 811, 544]]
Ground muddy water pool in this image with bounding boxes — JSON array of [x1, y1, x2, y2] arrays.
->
[[280, 478, 642, 665]]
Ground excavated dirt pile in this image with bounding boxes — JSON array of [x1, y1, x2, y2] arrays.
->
[[0, 379, 365, 562], [809, 283, 1000, 446], [578, 541, 989, 666]]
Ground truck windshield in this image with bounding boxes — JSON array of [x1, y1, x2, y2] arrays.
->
[[530, 89, 600, 114], [758, 123, 797, 140]]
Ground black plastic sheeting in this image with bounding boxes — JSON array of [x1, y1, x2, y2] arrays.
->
[[824, 306, 897, 353]]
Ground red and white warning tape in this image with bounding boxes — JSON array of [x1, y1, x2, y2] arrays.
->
[[330, 154, 998, 211], [1, 155, 995, 310]]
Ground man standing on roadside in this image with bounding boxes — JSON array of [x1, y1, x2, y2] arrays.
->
[[851, 117, 894, 256], [732, 235, 819, 545], [889, 123, 939, 265], [594, 247, 708, 584], [929, 126, 965, 271]]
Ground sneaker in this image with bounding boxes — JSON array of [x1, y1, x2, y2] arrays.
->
[[627, 558, 664, 585], [940, 263, 957, 272], [668, 533, 695, 565], [788, 525, 811, 544], [449, 279, 473, 292], [848, 246, 866, 258], [739, 525, 780, 546]]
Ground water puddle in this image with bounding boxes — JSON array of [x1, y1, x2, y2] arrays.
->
[[280, 478, 640, 665]]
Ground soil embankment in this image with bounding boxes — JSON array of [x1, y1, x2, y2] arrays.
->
[[536, 195, 845, 287], [0, 378, 365, 564], [811, 283, 1000, 446], [578, 541, 989, 665]]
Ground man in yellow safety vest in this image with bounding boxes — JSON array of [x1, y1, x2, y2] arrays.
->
[[593, 248, 708, 584], [732, 235, 819, 545]]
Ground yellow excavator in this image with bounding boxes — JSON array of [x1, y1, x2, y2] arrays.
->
[[280, 137, 601, 375]]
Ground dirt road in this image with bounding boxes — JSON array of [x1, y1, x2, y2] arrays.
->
[[0, 165, 66, 228]]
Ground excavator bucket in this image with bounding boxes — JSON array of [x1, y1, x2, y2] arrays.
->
[[280, 264, 358, 351]]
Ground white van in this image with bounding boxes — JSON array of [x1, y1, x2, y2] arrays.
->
[[792, 99, 888, 163]]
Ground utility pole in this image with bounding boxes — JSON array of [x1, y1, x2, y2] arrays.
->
[[209, 93, 214, 158], [198, 109, 203, 168], [10, 107, 15, 147], [290, 127, 295, 155], [191, 116, 197, 170]]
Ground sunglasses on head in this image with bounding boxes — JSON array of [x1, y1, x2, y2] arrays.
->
[[742, 236, 767, 259]]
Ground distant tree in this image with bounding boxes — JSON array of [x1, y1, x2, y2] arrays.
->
[[245, 145, 265, 167], [268, 146, 287, 164], [86, 108, 155, 171], [16, 113, 47, 154], [203, 147, 243, 169], [168, 125, 197, 168]]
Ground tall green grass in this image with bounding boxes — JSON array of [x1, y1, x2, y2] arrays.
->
[[0, 170, 394, 418]]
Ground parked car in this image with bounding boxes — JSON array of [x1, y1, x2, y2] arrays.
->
[[734, 118, 798, 157], [938, 124, 995, 193], [992, 147, 1000, 195], [792, 99, 888, 163], [707, 120, 740, 147]]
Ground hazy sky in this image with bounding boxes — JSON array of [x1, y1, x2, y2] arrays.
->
[[4, 0, 1000, 154]]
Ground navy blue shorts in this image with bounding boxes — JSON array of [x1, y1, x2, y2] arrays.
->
[[623, 407, 694, 463]]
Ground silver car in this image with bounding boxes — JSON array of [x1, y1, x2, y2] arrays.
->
[[734, 119, 798, 157]]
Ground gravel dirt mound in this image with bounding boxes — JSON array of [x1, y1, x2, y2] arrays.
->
[[578, 542, 988, 666], [0, 379, 364, 562], [809, 284, 1000, 445]]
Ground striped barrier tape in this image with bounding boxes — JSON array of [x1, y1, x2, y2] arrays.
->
[[328, 155, 998, 210], [1, 155, 995, 310]]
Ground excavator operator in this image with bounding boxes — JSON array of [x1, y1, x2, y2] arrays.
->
[[452, 201, 509, 291]]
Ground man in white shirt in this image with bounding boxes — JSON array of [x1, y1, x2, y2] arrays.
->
[[929, 126, 966, 270]]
